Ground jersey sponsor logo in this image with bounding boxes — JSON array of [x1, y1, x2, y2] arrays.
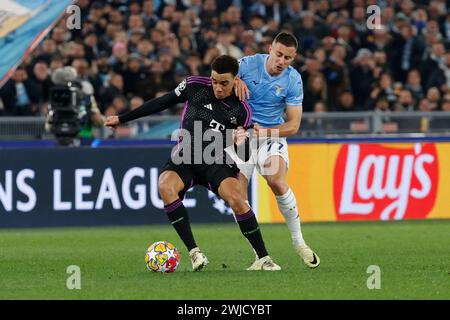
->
[[275, 85, 284, 96], [174, 79, 187, 96], [209, 119, 225, 131], [333, 143, 438, 221], [204, 103, 212, 110]]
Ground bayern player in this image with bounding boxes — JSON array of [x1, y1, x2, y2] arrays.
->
[[234, 32, 320, 268], [105, 55, 281, 271]]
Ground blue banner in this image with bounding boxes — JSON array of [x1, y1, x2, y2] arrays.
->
[[0, 146, 242, 228], [0, 0, 74, 87]]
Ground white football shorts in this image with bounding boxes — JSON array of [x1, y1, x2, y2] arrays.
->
[[231, 137, 290, 181]]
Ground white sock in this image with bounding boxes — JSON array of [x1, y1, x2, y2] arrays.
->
[[275, 188, 305, 247]]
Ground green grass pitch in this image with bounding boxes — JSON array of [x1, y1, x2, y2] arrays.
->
[[0, 220, 449, 300]]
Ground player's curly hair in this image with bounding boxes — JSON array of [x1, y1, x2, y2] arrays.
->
[[211, 55, 239, 77]]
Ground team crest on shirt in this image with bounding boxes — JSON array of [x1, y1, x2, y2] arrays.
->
[[174, 79, 187, 96], [230, 116, 237, 125], [275, 85, 284, 96]]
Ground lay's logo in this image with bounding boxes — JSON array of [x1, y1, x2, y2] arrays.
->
[[333, 143, 438, 221]]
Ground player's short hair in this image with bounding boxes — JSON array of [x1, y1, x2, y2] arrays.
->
[[211, 55, 239, 77], [273, 32, 298, 49]]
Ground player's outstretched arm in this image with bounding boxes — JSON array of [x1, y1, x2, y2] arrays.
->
[[104, 92, 184, 128], [253, 105, 302, 138]]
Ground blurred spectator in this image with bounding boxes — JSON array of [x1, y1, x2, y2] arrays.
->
[[83, 32, 102, 63], [90, 52, 113, 97], [418, 98, 432, 112], [367, 72, 398, 109], [373, 97, 399, 133], [427, 51, 450, 92], [420, 42, 446, 89], [121, 54, 149, 98], [250, 0, 282, 26], [200, 46, 221, 75], [404, 69, 424, 101], [381, 7, 395, 32], [300, 57, 323, 89], [142, 0, 159, 28], [282, 0, 303, 24], [248, 14, 268, 43], [215, 28, 244, 59], [441, 94, 450, 111], [200, 0, 218, 28], [128, 96, 149, 136], [426, 87, 442, 111], [314, 101, 327, 113], [323, 44, 351, 110], [184, 52, 203, 75], [394, 89, 416, 112], [373, 50, 388, 75], [134, 60, 172, 101], [0, 67, 40, 116], [352, 5, 368, 39], [294, 11, 328, 53], [387, 24, 426, 83], [336, 90, 355, 112], [2, 0, 450, 129], [375, 97, 391, 113], [51, 26, 69, 46], [430, 98, 450, 130], [110, 42, 129, 73], [350, 48, 376, 110], [332, 23, 358, 59], [105, 95, 128, 117], [177, 18, 199, 52], [35, 39, 59, 65], [441, 12, 450, 41], [99, 73, 125, 113], [313, 0, 331, 21], [29, 62, 52, 114], [367, 29, 391, 52], [49, 55, 65, 73], [303, 73, 327, 113], [224, 5, 242, 27]]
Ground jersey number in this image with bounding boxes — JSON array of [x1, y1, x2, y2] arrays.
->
[[267, 140, 283, 152]]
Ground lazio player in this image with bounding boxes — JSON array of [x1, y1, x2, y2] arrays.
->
[[235, 32, 320, 268]]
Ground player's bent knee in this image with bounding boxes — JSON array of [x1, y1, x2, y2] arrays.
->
[[266, 179, 288, 196], [225, 193, 249, 214], [218, 178, 250, 213], [158, 183, 178, 200], [158, 173, 182, 200]]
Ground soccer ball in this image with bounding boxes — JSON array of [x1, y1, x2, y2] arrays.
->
[[145, 241, 181, 273]]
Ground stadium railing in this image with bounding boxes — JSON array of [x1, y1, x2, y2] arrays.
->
[[0, 111, 449, 140]]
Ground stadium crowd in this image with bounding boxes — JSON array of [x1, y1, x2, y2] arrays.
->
[[1, 0, 450, 121]]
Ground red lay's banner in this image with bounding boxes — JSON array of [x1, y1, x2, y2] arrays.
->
[[256, 141, 450, 223], [333, 144, 438, 221]]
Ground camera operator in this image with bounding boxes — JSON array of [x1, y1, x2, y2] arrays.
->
[[46, 66, 104, 146]]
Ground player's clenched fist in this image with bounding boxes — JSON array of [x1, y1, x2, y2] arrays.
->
[[104, 115, 120, 128]]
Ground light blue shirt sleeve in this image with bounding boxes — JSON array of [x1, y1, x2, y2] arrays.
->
[[285, 72, 304, 107], [238, 56, 251, 78]]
